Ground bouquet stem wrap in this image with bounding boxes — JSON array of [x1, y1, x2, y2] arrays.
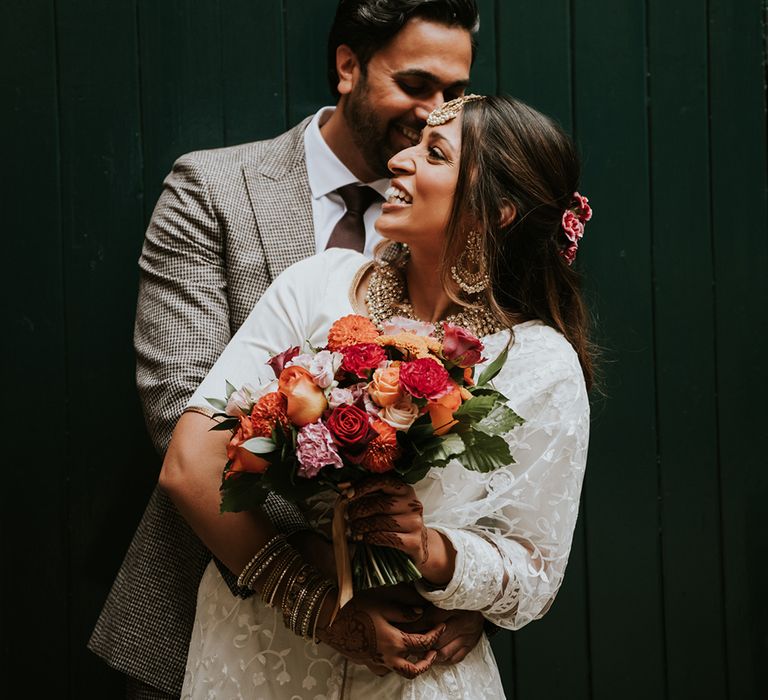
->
[[332, 487, 355, 616]]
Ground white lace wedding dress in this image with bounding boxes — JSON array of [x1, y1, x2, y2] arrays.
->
[[181, 248, 590, 699]]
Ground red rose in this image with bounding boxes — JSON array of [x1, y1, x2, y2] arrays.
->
[[340, 342, 387, 378], [442, 323, 486, 368], [267, 346, 301, 378], [399, 357, 451, 400], [326, 404, 377, 459]]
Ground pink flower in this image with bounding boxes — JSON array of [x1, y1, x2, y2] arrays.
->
[[225, 382, 273, 416], [573, 192, 592, 222], [296, 421, 343, 478], [381, 316, 436, 337], [267, 346, 300, 378], [561, 210, 585, 243], [442, 323, 486, 368], [328, 382, 366, 409], [562, 243, 578, 265], [308, 350, 343, 388]]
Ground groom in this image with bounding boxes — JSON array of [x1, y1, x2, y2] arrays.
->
[[90, 1, 486, 697]]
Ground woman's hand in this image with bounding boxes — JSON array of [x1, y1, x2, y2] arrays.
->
[[316, 590, 444, 679], [346, 475, 457, 586]]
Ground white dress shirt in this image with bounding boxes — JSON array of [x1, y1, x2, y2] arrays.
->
[[303, 107, 389, 257]]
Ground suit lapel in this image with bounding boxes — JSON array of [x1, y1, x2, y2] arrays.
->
[[243, 118, 315, 280]]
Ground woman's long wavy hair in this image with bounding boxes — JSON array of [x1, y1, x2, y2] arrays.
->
[[443, 96, 595, 388]]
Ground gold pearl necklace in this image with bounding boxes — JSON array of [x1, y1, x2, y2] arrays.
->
[[365, 259, 503, 339]]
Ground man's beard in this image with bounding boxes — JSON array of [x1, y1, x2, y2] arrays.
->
[[343, 77, 395, 179]]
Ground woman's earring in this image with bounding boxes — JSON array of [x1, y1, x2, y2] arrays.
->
[[451, 230, 490, 294]]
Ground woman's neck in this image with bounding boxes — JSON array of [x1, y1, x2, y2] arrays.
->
[[405, 247, 455, 323]]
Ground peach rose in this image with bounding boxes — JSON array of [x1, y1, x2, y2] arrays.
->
[[368, 366, 402, 407], [278, 366, 328, 427], [427, 382, 463, 436], [227, 416, 270, 475]]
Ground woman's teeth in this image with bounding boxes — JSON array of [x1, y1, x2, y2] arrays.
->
[[385, 186, 413, 205]]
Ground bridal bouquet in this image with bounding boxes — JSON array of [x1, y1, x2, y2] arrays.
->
[[207, 314, 522, 598]]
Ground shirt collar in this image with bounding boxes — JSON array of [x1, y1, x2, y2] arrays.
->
[[304, 106, 389, 200]]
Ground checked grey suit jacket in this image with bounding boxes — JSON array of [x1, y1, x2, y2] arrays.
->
[[89, 118, 318, 695]]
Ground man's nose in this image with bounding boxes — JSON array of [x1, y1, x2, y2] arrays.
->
[[413, 93, 445, 122]]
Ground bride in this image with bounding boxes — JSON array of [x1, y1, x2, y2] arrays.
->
[[160, 94, 593, 699]]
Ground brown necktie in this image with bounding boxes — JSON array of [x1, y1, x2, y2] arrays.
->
[[325, 184, 382, 253]]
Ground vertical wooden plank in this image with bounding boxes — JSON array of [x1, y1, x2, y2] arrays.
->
[[709, 1, 768, 697], [497, 0, 573, 129], [573, 0, 667, 697], [138, 0, 225, 216], [0, 0, 69, 692], [647, 1, 728, 697], [496, 4, 591, 700], [54, 1, 156, 695], [471, 0, 497, 95], [284, 0, 336, 125], [220, 0, 287, 144]]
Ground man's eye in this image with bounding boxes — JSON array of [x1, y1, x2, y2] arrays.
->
[[400, 81, 428, 95]]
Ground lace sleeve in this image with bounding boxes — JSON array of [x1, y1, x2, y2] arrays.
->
[[415, 322, 590, 630]]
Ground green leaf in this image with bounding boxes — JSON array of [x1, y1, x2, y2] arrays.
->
[[476, 403, 524, 436], [225, 380, 237, 397], [219, 473, 271, 512], [205, 397, 228, 411], [420, 432, 465, 464], [241, 437, 277, 454], [457, 430, 514, 472], [476, 341, 511, 386], [454, 394, 500, 421], [405, 415, 437, 443]]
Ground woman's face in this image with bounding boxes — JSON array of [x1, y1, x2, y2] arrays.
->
[[375, 116, 462, 255]]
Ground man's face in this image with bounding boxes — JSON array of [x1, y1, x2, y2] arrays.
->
[[340, 18, 472, 178]]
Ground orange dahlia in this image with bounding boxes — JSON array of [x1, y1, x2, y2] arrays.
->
[[250, 391, 289, 437], [360, 420, 401, 474], [327, 314, 380, 351]]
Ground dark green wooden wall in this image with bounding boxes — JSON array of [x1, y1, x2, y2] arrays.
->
[[3, 1, 766, 697]]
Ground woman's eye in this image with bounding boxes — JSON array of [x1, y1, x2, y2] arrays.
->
[[428, 147, 446, 161]]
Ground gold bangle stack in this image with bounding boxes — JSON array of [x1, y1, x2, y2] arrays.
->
[[237, 534, 290, 590], [237, 534, 337, 641]]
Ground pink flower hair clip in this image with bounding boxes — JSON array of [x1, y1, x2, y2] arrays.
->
[[560, 192, 593, 265]]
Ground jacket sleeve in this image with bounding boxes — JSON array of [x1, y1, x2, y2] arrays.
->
[[134, 153, 309, 533]]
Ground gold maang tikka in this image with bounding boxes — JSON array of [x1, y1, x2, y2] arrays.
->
[[426, 94, 486, 126]]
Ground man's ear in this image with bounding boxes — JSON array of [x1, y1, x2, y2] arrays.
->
[[499, 200, 517, 228], [335, 45, 360, 96]]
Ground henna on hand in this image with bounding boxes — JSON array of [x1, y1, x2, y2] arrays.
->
[[318, 601, 384, 665]]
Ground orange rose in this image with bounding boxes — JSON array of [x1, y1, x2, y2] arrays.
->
[[227, 416, 270, 475], [278, 366, 328, 427], [427, 382, 462, 436], [368, 366, 402, 407]]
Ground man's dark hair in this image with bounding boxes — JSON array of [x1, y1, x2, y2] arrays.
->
[[327, 0, 480, 97]]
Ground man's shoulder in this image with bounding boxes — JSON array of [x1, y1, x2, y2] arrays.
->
[[175, 116, 313, 177]]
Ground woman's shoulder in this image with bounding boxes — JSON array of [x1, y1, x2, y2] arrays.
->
[[272, 249, 369, 293], [485, 320, 586, 406], [485, 320, 578, 367]]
